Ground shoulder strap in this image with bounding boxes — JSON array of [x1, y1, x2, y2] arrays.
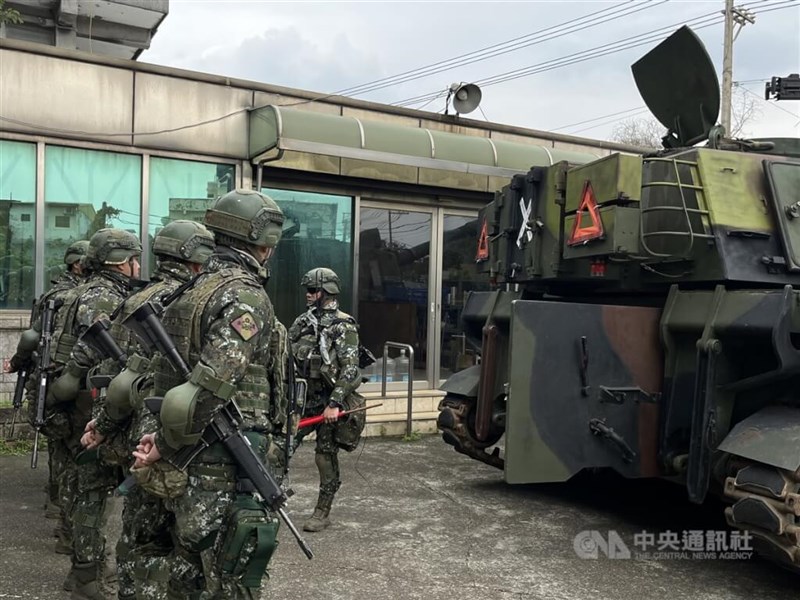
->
[[188, 270, 254, 350], [332, 310, 357, 327]]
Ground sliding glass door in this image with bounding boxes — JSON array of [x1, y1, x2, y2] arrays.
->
[[358, 203, 434, 385]]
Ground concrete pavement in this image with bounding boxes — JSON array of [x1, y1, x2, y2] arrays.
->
[[0, 435, 796, 599]]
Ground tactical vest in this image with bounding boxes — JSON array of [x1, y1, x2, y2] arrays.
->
[[293, 309, 356, 383], [51, 276, 119, 366], [23, 275, 80, 383], [110, 279, 176, 356], [152, 268, 275, 432]]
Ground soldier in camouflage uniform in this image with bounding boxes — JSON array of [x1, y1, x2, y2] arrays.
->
[[6, 240, 89, 552], [133, 189, 285, 600], [47, 228, 142, 599], [289, 267, 366, 532], [80, 221, 215, 600]]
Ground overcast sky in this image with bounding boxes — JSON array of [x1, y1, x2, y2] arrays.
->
[[140, 0, 800, 143]]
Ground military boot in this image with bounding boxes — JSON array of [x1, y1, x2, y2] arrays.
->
[[54, 526, 73, 555], [303, 508, 331, 532], [63, 565, 78, 592], [70, 561, 114, 600], [45, 499, 62, 519]]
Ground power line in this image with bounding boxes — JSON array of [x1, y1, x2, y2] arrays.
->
[[392, 14, 722, 107], [568, 109, 653, 135], [393, 0, 797, 108], [0, 3, 665, 134], [551, 106, 646, 132], [331, 0, 667, 98], [738, 83, 800, 119], [2, 1, 795, 139]]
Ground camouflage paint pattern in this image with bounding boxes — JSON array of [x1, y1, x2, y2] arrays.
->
[[437, 118, 800, 568]]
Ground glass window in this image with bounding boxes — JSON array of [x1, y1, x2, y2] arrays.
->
[[44, 146, 142, 289], [261, 188, 353, 328], [358, 206, 431, 383], [440, 214, 490, 380], [148, 157, 235, 274], [0, 140, 36, 309]]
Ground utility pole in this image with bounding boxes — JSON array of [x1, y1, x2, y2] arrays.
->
[[721, 0, 734, 134], [720, 1, 756, 135]]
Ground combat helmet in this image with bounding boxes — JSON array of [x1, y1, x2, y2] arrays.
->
[[86, 228, 142, 269], [153, 220, 215, 265], [63, 240, 89, 266], [203, 189, 284, 249], [301, 268, 341, 295]]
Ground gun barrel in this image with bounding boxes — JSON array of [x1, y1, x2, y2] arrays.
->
[[277, 507, 314, 559], [31, 430, 40, 469]]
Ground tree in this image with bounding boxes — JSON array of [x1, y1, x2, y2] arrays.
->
[[729, 85, 761, 138], [85, 202, 121, 239], [612, 87, 762, 147], [0, 0, 23, 25], [611, 117, 663, 148]]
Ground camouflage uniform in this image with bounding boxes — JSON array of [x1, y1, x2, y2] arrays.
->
[[90, 221, 215, 600], [289, 268, 366, 532], [142, 189, 284, 599], [48, 228, 142, 599], [8, 241, 88, 552]]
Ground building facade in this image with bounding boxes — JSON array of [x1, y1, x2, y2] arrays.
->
[[0, 37, 643, 433]]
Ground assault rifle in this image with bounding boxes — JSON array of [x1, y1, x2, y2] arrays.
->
[[283, 355, 307, 476], [31, 298, 62, 469], [9, 299, 36, 437], [123, 301, 314, 560]]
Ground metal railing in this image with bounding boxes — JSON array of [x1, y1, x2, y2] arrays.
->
[[640, 156, 712, 258], [380, 342, 414, 437]]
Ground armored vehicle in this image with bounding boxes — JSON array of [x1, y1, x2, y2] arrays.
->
[[437, 26, 800, 569]]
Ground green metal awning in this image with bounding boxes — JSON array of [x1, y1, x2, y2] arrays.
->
[[249, 105, 600, 179]]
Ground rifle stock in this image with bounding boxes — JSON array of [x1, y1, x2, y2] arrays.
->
[[12, 365, 28, 410], [81, 319, 128, 368]]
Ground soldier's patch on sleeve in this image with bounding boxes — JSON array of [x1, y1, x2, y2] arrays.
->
[[230, 312, 259, 341]]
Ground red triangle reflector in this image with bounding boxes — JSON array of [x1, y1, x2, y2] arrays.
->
[[568, 180, 604, 246], [476, 218, 489, 261]]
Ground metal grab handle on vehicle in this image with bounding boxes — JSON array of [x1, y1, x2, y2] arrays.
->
[[380, 342, 414, 437]]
